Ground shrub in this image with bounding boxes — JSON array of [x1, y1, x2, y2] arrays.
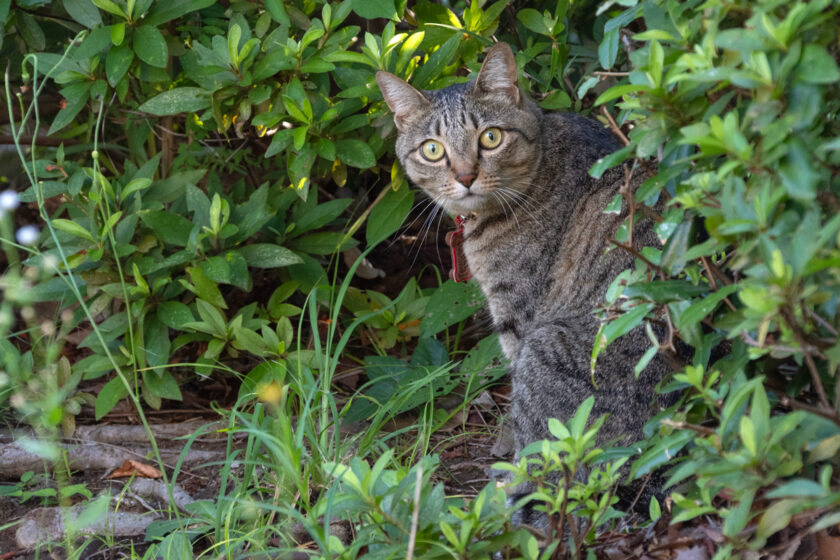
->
[[592, 0, 840, 552], [2, 0, 839, 556]]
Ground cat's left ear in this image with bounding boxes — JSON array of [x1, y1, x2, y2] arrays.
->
[[474, 43, 520, 105]]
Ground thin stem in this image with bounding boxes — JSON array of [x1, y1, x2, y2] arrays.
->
[[601, 105, 630, 146], [608, 238, 666, 280], [778, 396, 840, 429], [406, 462, 423, 560]]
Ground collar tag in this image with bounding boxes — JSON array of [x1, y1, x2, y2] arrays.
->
[[445, 214, 472, 283]]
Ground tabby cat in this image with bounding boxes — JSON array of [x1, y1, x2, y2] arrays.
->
[[376, 43, 670, 512]]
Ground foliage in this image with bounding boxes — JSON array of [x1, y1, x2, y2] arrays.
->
[[497, 396, 629, 558], [2, 0, 840, 557], [591, 0, 840, 552]]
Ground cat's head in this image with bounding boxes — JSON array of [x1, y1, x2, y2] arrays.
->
[[376, 43, 541, 216]]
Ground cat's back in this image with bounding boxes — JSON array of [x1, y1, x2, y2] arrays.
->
[[539, 111, 622, 184]]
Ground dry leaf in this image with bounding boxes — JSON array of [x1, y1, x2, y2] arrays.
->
[[342, 247, 384, 279], [106, 459, 161, 479], [816, 530, 840, 560]]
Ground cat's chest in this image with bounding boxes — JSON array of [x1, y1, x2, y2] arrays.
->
[[462, 219, 556, 352]]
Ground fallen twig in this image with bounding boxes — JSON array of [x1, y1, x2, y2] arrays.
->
[[129, 478, 195, 512], [0, 440, 223, 479], [16, 505, 157, 550]]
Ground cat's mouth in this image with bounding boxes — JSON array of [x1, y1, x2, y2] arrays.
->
[[444, 185, 491, 213]]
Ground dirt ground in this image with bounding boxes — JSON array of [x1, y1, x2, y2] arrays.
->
[[0, 384, 510, 558]]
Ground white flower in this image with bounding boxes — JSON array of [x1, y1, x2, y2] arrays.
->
[[16, 225, 40, 245], [0, 190, 19, 211]]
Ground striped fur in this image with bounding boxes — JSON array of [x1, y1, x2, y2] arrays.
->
[[377, 44, 671, 503]]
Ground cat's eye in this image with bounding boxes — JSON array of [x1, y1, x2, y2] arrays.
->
[[420, 140, 445, 161], [479, 127, 503, 149]]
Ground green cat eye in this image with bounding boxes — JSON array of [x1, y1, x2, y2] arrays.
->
[[479, 127, 503, 149], [420, 140, 445, 161]]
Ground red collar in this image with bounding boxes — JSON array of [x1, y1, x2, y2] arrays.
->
[[445, 214, 472, 282]]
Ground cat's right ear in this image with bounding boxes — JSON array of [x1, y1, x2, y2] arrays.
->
[[376, 72, 429, 131], [474, 43, 520, 105]]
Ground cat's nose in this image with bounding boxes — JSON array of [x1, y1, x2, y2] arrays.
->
[[456, 172, 477, 188]]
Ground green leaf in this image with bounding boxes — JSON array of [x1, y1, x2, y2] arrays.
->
[[141, 210, 195, 246], [605, 304, 653, 345], [648, 40, 663, 88], [723, 490, 754, 537], [268, 281, 300, 316], [232, 326, 270, 357], [185, 267, 227, 309], [567, 395, 595, 439], [95, 376, 128, 420], [239, 244, 303, 268], [634, 345, 658, 379], [110, 22, 125, 45], [756, 500, 795, 543], [17, 13, 44, 50], [420, 280, 485, 337], [588, 144, 633, 179], [80, 312, 130, 350], [631, 430, 693, 478], [143, 316, 170, 374], [106, 42, 134, 87], [121, 177, 151, 200], [460, 333, 505, 378], [517, 9, 549, 35], [139, 87, 209, 115], [539, 89, 572, 110], [808, 434, 840, 464], [300, 57, 335, 73], [779, 139, 819, 200], [660, 219, 695, 275], [765, 479, 826, 499], [410, 337, 448, 368], [224, 250, 251, 291], [29, 276, 78, 303], [335, 138, 376, 169], [293, 198, 352, 233], [795, 44, 840, 84], [676, 284, 738, 330], [142, 369, 182, 401], [623, 280, 709, 303], [92, 0, 127, 18], [133, 25, 169, 68], [63, 0, 103, 27], [412, 32, 461, 89], [49, 83, 91, 134], [739, 415, 757, 455], [649, 496, 661, 522], [351, 0, 397, 20], [366, 184, 413, 245], [599, 27, 619, 70], [20, 181, 66, 203], [193, 299, 228, 337], [595, 83, 651, 106], [592, 303, 654, 370], [157, 301, 194, 330], [253, 51, 297, 81], [288, 232, 356, 255], [264, 0, 290, 25], [51, 218, 96, 243], [227, 24, 242, 67], [143, 0, 214, 26]]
